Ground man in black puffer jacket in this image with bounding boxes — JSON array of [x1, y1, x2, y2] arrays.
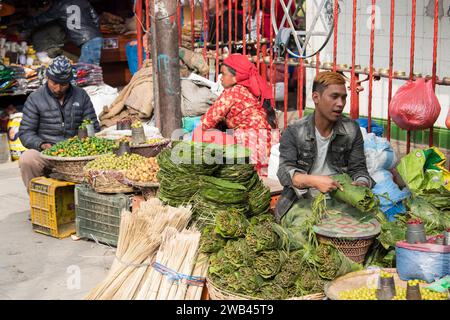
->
[[23, 0, 103, 65], [18, 55, 100, 190]]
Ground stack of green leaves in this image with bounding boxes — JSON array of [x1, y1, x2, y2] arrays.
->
[[200, 176, 247, 205], [247, 177, 271, 216], [193, 176, 249, 225], [42, 136, 117, 157], [216, 163, 255, 184], [157, 143, 220, 206]]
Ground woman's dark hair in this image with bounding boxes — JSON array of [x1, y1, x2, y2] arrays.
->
[[263, 99, 277, 129], [223, 64, 236, 76]]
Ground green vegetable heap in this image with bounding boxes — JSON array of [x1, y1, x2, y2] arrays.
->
[[42, 136, 117, 157]]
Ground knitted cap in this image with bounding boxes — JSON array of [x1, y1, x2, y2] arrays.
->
[[46, 55, 73, 83]]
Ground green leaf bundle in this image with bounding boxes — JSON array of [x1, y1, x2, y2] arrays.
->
[[245, 221, 278, 252], [331, 173, 379, 212], [199, 225, 227, 254], [223, 239, 256, 268], [254, 250, 288, 279], [214, 209, 249, 238]]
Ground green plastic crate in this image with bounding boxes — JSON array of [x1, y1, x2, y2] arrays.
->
[[75, 185, 132, 247]]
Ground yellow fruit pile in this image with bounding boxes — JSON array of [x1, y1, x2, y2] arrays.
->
[[339, 285, 448, 300], [125, 157, 159, 183]]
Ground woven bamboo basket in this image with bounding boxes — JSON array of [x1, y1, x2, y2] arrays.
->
[[84, 169, 134, 194], [41, 154, 99, 183], [206, 277, 325, 300], [317, 235, 375, 264], [130, 138, 171, 157]]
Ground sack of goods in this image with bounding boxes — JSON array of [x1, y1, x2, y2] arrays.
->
[[389, 78, 441, 130]]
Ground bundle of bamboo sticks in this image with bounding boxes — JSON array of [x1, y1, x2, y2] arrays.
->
[[85, 198, 208, 300]]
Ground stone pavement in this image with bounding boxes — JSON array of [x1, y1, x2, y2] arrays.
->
[[0, 161, 112, 300]]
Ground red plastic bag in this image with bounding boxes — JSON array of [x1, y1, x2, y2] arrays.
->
[[389, 78, 441, 130]]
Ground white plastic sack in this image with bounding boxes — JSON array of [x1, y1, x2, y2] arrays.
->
[[361, 128, 398, 176], [83, 85, 119, 120], [268, 143, 280, 182]]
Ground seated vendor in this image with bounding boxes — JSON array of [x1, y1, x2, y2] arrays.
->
[[194, 54, 280, 175], [275, 71, 375, 222], [18, 55, 100, 191]]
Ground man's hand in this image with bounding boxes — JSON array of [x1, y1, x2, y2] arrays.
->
[[292, 173, 343, 193], [351, 181, 369, 188], [40, 143, 52, 150], [310, 176, 343, 193]]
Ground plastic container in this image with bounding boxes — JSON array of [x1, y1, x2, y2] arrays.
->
[[78, 128, 88, 139], [75, 184, 133, 247], [406, 283, 422, 300], [396, 240, 450, 283], [406, 223, 427, 244], [376, 276, 396, 300], [116, 141, 131, 156], [131, 127, 146, 144], [86, 123, 95, 137], [29, 177, 76, 239]]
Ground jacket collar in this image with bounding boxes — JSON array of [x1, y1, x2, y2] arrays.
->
[[306, 112, 348, 140]]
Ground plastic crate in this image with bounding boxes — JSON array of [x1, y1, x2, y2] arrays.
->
[[29, 177, 76, 239], [75, 184, 132, 247]]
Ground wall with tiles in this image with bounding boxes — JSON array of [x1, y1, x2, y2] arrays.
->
[[305, 0, 450, 128]]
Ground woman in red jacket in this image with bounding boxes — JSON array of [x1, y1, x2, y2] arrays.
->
[[193, 54, 280, 175]]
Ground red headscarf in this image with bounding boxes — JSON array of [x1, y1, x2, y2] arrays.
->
[[223, 54, 273, 103]]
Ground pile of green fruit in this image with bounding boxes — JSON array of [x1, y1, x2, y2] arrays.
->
[[84, 153, 147, 171], [42, 136, 117, 157]]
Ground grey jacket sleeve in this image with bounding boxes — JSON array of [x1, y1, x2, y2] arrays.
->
[[277, 126, 306, 188], [347, 124, 375, 188], [81, 93, 101, 132], [19, 96, 45, 151]]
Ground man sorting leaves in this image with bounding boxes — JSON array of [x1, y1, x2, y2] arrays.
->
[[18, 55, 100, 191], [275, 71, 375, 222]]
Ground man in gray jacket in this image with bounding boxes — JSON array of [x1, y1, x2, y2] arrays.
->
[[275, 71, 374, 222], [18, 55, 100, 190]]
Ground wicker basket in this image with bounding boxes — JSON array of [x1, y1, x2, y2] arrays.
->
[[318, 235, 375, 264], [130, 139, 171, 157], [41, 154, 99, 183], [84, 169, 134, 194], [325, 268, 404, 300], [206, 277, 325, 300]]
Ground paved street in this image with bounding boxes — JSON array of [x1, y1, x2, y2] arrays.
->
[[0, 161, 111, 300]]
